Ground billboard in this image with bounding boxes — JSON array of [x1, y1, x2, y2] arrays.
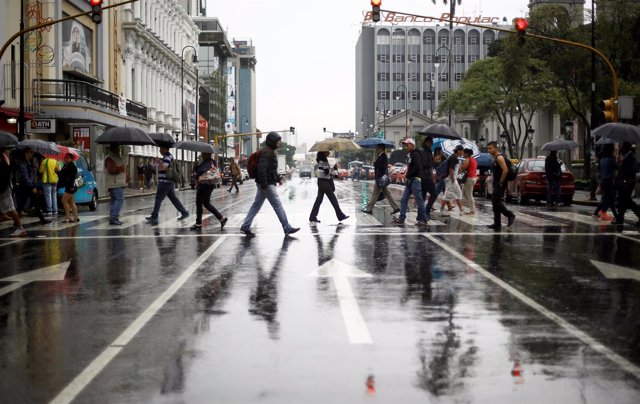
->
[[62, 18, 93, 74]]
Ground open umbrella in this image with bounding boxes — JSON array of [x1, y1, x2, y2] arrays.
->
[[44, 145, 80, 161], [174, 140, 216, 154], [0, 131, 18, 148], [357, 138, 395, 149], [417, 123, 462, 140], [309, 138, 361, 152], [475, 152, 493, 167], [595, 136, 618, 145], [17, 139, 60, 155], [149, 132, 176, 146], [96, 127, 155, 145], [435, 138, 480, 157], [591, 122, 640, 144], [541, 139, 579, 151]]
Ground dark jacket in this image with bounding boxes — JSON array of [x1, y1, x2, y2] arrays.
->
[[0, 155, 10, 192], [618, 151, 637, 182], [373, 151, 388, 179], [256, 132, 281, 188], [545, 155, 561, 178], [59, 162, 77, 191], [421, 147, 433, 179], [406, 149, 422, 179], [18, 159, 37, 188]]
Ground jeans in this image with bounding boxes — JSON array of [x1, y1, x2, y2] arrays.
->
[[228, 177, 239, 192], [43, 183, 58, 214], [241, 184, 294, 232], [399, 178, 426, 222], [492, 182, 513, 225], [196, 184, 222, 224], [546, 176, 561, 205], [109, 187, 125, 220], [309, 179, 347, 221], [150, 181, 188, 219], [425, 179, 446, 217]]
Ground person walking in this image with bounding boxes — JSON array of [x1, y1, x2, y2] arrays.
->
[[144, 160, 154, 189], [1, 147, 28, 236], [240, 132, 299, 237], [361, 144, 400, 215], [420, 137, 437, 219], [592, 144, 617, 221], [137, 161, 145, 191], [105, 144, 128, 225], [487, 141, 515, 229], [16, 147, 49, 225], [309, 151, 349, 224], [425, 147, 448, 218], [228, 158, 241, 193], [190, 152, 228, 231], [545, 150, 562, 207], [460, 148, 478, 214], [59, 153, 79, 223], [39, 154, 60, 216], [440, 145, 465, 216], [612, 142, 640, 227], [392, 139, 427, 226], [146, 145, 190, 226]]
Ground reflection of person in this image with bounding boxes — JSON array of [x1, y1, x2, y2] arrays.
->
[[309, 151, 349, 224], [62, 21, 91, 73]]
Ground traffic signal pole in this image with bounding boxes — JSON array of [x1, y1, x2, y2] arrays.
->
[[214, 129, 292, 161]]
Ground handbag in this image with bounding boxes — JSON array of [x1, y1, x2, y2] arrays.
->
[[198, 165, 221, 185], [74, 175, 84, 188], [376, 167, 391, 188]]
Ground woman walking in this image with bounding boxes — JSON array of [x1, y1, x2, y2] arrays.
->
[[460, 148, 477, 214], [59, 153, 79, 223], [592, 144, 617, 221], [309, 151, 349, 224], [361, 144, 400, 215], [190, 152, 228, 231]]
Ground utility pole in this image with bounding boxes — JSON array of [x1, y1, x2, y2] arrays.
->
[[18, 0, 25, 140]]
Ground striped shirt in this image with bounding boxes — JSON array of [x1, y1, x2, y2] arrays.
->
[[158, 153, 173, 182]]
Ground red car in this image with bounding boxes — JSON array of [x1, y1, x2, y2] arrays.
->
[[506, 158, 575, 205]]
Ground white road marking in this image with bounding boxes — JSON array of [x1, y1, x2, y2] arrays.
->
[[591, 259, 640, 282], [448, 212, 494, 226], [424, 233, 640, 380], [539, 211, 609, 226], [28, 216, 105, 231], [87, 215, 148, 230], [0, 216, 41, 229], [309, 258, 373, 344], [49, 237, 228, 404], [0, 239, 22, 248], [0, 261, 70, 297]]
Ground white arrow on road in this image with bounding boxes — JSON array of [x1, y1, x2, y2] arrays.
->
[[591, 259, 640, 282], [309, 258, 373, 344], [0, 261, 70, 297]]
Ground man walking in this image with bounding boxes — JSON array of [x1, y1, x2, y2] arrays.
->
[[612, 142, 640, 227], [487, 141, 515, 229], [420, 137, 437, 220], [392, 139, 427, 226], [228, 157, 241, 193], [240, 132, 299, 237], [16, 147, 49, 225], [146, 145, 190, 226], [105, 144, 128, 225], [361, 143, 399, 214], [1, 147, 28, 236]]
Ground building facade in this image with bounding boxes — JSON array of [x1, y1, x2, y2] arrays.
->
[[230, 39, 257, 157]]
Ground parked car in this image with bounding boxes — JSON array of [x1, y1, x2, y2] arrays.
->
[[361, 165, 375, 180], [336, 168, 349, 180], [220, 165, 232, 185], [56, 151, 99, 211]]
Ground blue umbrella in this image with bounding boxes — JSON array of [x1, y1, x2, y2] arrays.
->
[[357, 138, 395, 149], [475, 152, 493, 167]]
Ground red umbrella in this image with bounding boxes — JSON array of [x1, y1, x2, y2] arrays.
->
[[44, 145, 80, 161]]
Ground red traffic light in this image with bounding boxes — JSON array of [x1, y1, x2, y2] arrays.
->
[[515, 18, 528, 31], [90, 0, 102, 5], [371, 0, 382, 6]]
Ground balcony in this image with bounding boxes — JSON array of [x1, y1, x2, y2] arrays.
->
[[34, 79, 148, 121]]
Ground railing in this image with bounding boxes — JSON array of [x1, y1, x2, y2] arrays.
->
[[33, 79, 148, 121]]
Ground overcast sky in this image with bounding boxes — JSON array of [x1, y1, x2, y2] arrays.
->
[[205, 0, 538, 149]]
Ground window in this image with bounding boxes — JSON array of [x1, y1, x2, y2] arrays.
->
[[454, 36, 462, 45], [484, 37, 493, 44], [455, 73, 462, 81], [410, 91, 419, 100], [455, 55, 463, 63], [423, 91, 434, 100], [377, 72, 390, 81], [409, 72, 418, 81], [423, 54, 432, 63], [392, 54, 405, 63], [469, 36, 477, 45], [439, 73, 449, 81], [423, 73, 433, 81], [393, 73, 404, 81], [394, 91, 405, 100], [439, 36, 448, 45], [378, 91, 390, 100], [408, 54, 418, 63], [468, 55, 478, 63], [377, 54, 390, 62], [423, 36, 433, 45]]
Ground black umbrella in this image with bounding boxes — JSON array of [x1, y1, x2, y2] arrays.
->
[[96, 127, 155, 145], [0, 131, 18, 148], [149, 132, 176, 146], [174, 140, 216, 154], [357, 138, 395, 149], [591, 123, 640, 144], [416, 123, 462, 140], [541, 139, 579, 151], [17, 139, 60, 155]]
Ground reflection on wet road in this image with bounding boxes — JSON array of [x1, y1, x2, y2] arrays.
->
[[0, 178, 639, 403]]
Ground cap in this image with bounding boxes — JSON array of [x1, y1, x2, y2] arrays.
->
[[402, 138, 415, 146]]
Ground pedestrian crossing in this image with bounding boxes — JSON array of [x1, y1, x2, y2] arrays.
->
[[88, 215, 148, 230]]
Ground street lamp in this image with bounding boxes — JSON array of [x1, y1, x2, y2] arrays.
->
[[360, 113, 370, 138], [225, 83, 235, 98], [527, 126, 535, 157], [564, 120, 574, 140], [434, 45, 452, 126], [396, 84, 409, 139], [500, 131, 507, 154], [180, 46, 198, 138], [376, 101, 389, 139]]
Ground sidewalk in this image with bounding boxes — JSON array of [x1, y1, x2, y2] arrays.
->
[[573, 189, 640, 207]]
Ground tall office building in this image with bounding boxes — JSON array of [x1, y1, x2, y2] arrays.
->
[[230, 39, 257, 157]]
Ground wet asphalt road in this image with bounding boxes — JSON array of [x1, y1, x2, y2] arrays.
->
[[1, 177, 639, 404]]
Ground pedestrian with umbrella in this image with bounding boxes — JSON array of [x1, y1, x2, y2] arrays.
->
[[592, 143, 617, 221], [0, 132, 28, 236], [146, 143, 190, 226], [190, 151, 227, 232], [420, 137, 437, 219], [545, 151, 562, 207], [361, 143, 400, 215], [392, 139, 428, 226], [308, 150, 349, 224], [15, 147, 49, 225], [59, 152, 79, 223], [104, 144, 128, 225], [611, 142, 640, 227]]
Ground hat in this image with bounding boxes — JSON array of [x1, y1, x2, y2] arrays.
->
[[402, 138, 415, 146]]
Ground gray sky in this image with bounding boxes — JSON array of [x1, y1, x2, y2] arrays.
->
[[206, 0, 535, 149]]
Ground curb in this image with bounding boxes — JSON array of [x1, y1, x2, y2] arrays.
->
[[98, 187, 193, 203]]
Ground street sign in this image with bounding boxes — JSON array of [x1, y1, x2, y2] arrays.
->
[[26, 119, 56, 134]]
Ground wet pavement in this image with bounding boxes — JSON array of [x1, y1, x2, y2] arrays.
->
[[1, 177, 639, 403]]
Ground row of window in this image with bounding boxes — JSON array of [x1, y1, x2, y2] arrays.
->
[[377, 90, 452, 101], [378, 35, 494, 46], [377, 72, 462, 82], [377, 54, 480, 63]]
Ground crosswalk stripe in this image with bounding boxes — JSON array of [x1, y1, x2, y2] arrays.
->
[[28, 215, 105, 231], [88, 215, 148, 230]]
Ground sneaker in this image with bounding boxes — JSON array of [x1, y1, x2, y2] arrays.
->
[[487, 223, 502, 230], [227, 189, 232, 193], [145, 216, 155, 221], [178, 213, 190, 221], [507, 214, 516, 227], [309, 219, 321, 224], [220, 217, 228, 230], [109, 219, 123, 226], [190, 224, 202, 231], [240, 227, 255, 237], [360, 209, 373, 214], [600, 211, 613, 221], [149, 219, 159, 226], [415, 220, 427, 226], [285, 227, 300, 235], [392, 217, 405, 225], [10, 227, 28, 237], [391, 208, 400, 214]]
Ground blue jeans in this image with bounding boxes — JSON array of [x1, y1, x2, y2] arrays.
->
[[109, 187, 125, 220], [242, 184, 294, 232], [399, 178, 427, 222], [43, 183, 58, 213], [150, 181, 188, 219]]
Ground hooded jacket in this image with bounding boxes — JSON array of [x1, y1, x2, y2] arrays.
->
[[256, 132, 281, 188]]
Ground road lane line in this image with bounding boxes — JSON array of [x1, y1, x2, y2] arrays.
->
[[423, 233, 640, 380], [49, 236, 228, 404]]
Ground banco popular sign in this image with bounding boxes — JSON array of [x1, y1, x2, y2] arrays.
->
[[362, 11, 501, 25]]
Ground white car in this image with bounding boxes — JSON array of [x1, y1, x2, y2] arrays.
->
[[241, 168, 249, 181]]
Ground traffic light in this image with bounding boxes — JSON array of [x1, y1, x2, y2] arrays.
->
[[514, 18, 528, 47], [601, 98, 618, 122], [371, 0, 382, 23], [290, 126, 295, 135], [90, 0, 103, 24]]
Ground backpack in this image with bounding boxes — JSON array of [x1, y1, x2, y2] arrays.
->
[[165, 160, 181, 183], [503, 156, 517, 181], [247, 151, 261, 179]]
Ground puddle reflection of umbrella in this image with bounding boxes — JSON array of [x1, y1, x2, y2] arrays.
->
[[0, 131, 18, 148], [591, 122, 640, 144], [17, 139, 60, 155], [417, 123, 462, 140], [541, 139, 579, 151], [357, 138, 395, 149], [174, 140, 216, 154], [96, 127, 155, 145], [309, 138, 361, 152], [149, 132, 176, 146]]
